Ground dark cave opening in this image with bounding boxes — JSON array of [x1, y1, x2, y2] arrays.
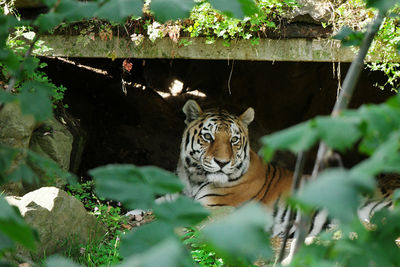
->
[[40, 57, 394, 177]]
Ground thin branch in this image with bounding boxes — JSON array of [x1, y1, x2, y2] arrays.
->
[[288, 12, 385, 259]]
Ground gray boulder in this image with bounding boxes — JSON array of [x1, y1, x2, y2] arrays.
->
[[0, 102, 35, 149], [284, 0, 333, 23], [0, 103, 82, 195], [6, 187, 106, 261], [30, 117, 73, 171]]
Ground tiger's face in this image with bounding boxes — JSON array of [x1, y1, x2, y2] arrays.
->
[[179, 100, 255, 186]]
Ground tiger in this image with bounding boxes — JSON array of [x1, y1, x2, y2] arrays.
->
[[177, 99, 295, 208], [176, 99, 399, 264]]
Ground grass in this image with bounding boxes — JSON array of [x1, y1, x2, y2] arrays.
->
[[65, 181, 127, 266]]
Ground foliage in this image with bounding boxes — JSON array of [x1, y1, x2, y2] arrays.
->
[[182, 228, 224, 266], [331, 0, 400, 91], [183, 0, 293, 45], [1, 0, 400, 267], [66, 181, 125, 266]]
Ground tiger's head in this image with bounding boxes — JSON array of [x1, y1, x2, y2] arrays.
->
[[179, 100, 255, 186]]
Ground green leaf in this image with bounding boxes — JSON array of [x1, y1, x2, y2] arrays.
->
[[0, 90, 17, 104], [315, 116, 361, 151], [120, 237, 194, 267], [151, 0, 195, 22], [209, 0, 258, 18], [0, 49, 21, 77], [358, 104, 400, 155], [56, 0, 98, 21], [393, 188, 400, 204], [95, 0, 143, 24], [45, 255, 81, 267], [90, 164, 183, 210], [35, 12, 64, 32], [0, 146, 18, 180], [7, 163, 39, 185], [333, 26, 365, 47], [120, 221, 174, 256], [0, 197, 38, 250], [366, 0, 399, 14], [18, 81, 53, 122], [202, 203, 273, 264], [41, 0, 58, 7], [26, 149, 74, 183], [0, 14, 20, 49], [261, 121, 318, 154], [153, 197, 209, 228], [353, 133, 400, 176], [295, 168, 375, 223], [0, 231, 14, 251]]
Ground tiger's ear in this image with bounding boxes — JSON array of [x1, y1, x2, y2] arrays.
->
[[240, 107, 255, 126], [183, 100, 203, 125]]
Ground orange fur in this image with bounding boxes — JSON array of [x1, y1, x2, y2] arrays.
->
[[197, 150, 294, 208]]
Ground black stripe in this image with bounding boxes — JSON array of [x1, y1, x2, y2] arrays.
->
[[194, 182, 210, 196], [280, 206, 288, 223], [184, 132, 190, 148], [260, 164, 277, 202], [208, 203, 227, 207], [250, 169, 269, 201], [197, 193, 232, 200]]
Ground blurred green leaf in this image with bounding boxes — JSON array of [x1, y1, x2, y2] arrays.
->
[[91, 164, 182, 210], [333, 26, 365, 47], [95, 0, 143, 23], [295, 168, 375, 223], [209, 0, 258, 18], [27, 149, 74, 184], [358, 103, 400, 155], [353, 132, 400, 176], [0, 231, 14, 251], [56, 0, 98, 21], [0, 14, 20, 46], [45, 255, 81, 267], [151, 0, 195, 22], [0, 146, 19, 184], [120, 237, 195, 267], [41, 0, 58, 7], [0, 49, 21, 77], [261, 121, 318, 155], [366, 0, 400, 14], [393, 188, 400, 204], [7, 163, 39, 184], [120, 221, 174, 256], [0, 90, 17, 104], [315, 117, 361, 151], [0, 197, 38, 250], [35, 12, 64, 32], [202, 204, 272, 264], [153, 197, 209, 227], [18, 81, 53, 122]]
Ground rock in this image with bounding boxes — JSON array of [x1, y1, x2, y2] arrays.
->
[[5, 187, 106, 261], [284, 0, 333, 23], [0, 103, 35, 149], [28, 116, 74, 189], [0, 103, 36, 195], [0, 102, 83, 195], [29, 117, 73, 171]]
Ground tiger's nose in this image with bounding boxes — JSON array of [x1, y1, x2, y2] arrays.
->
[[214, 159, 229, 168]]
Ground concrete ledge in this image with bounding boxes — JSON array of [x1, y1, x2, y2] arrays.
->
[[37, 35, 378, 62]]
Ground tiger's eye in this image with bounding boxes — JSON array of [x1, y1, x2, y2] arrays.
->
[[231, 136, 239, 144], [202, 133, 213, 142]]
